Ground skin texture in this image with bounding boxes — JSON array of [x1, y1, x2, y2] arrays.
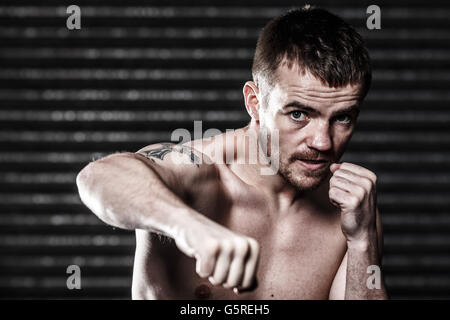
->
[[76, 61, 387, 300]]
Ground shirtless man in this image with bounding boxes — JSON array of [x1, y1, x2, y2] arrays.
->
[[76, 7, 388, 300]]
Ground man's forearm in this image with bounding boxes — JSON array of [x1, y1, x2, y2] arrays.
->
[[345, 235, 388, 300], [76, 152, 200, 239]]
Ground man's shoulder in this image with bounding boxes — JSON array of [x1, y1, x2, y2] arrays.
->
[[181, 131, 231, 166]]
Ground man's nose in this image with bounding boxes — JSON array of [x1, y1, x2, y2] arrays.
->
[[306, 121, 332, 151]]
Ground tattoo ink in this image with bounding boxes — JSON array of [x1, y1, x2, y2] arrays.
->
[[139, 143, 200, 167]]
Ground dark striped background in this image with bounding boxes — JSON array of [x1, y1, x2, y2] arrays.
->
[[0, 0, 449, 299]]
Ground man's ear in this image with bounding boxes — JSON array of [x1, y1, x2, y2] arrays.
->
[[243, 81, 261, 121]]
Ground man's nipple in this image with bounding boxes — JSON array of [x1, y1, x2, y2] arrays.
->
[[194, 284, 212, 299]]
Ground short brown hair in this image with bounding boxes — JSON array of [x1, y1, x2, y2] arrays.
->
[[252, 6, 372, 98]]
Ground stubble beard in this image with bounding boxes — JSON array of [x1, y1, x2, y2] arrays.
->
[[257, 123, 332, 192], [278, 151, 331, 193]]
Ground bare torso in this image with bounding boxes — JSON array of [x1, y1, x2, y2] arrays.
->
[[131, 137, 348, 299]]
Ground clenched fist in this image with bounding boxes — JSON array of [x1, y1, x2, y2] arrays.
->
[[329, 162, 378, 243], [174, 214, 260, 293]]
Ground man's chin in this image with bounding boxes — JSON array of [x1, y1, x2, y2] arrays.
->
[[281, 166, 330, 192], [289, 176, 324, 192]]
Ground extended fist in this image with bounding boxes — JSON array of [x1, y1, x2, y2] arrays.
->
[[329, 162, 377, 242], [174, 214, 260, 293]]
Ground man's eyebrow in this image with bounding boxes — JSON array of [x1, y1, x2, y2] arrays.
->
[[283, 101, 360, 116], [283, 101, 319, 113], [332, 105, 360, 117]]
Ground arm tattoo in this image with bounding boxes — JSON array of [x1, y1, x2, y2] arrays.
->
[[138, 143, 200, 167]]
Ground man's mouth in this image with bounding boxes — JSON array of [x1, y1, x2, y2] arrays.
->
[[296, 159, 329, 171]]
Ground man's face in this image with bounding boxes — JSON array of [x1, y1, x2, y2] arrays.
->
[[258, 62, 363, 191]]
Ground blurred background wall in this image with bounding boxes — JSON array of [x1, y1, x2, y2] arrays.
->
[[0, 0, 449, 299]]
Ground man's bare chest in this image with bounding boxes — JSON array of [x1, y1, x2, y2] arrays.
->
[[139, 202, 347, 299], [217, 205, 347, 298]]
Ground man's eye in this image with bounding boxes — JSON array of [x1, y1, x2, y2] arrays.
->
[[290, 111, 306, 121], [335, 114, 351, 124]]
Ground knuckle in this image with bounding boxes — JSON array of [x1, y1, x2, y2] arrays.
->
[[329, 186, 337, 195], [353, 184, 365, 197], [368, 172, 377, 183], [362, 177, 373, 191], [328, 190, 334, 199], [248, 238, 260, 253], [220, 239, 233, 254], [329, 187, 341, 199], [196, 262, 211, 278], [359, 185, 367, 198], [329, 176, 338, 185], [209, 276, 218, 285], [198, 270, 210, 278], [234, 239, 249, 257], [349, 196, 360, 208], [222, 282, 233, 289], [203, 240, 220, 257]]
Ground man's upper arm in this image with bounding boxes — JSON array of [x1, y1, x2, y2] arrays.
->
[[133, 142, 219, 202], [328, 208, 384, 300]]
